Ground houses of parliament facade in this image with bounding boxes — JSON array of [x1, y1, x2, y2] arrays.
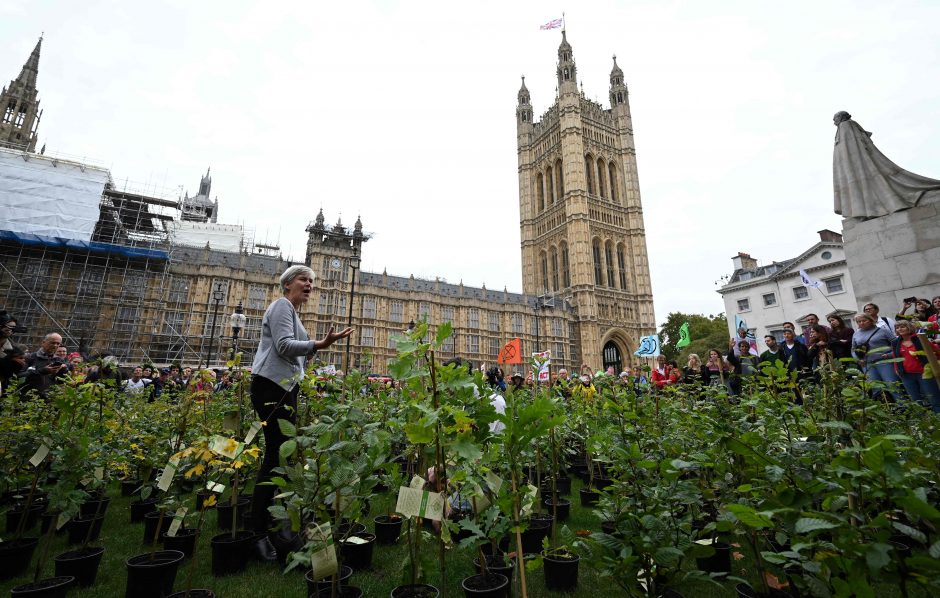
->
[[0, 32, 655, 374]]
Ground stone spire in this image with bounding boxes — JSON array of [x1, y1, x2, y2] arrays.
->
[[313, 208, 325, 230], [0, 36, 43, 152], [353, 215, 363, 239], [609, 55, 627, 108], [198, 167, 211, 197], [516, 76, 532, 126], [556, 30, 577, 94]]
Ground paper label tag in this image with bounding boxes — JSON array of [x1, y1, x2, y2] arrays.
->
[[56, 512, 71, 531], [167, 507, 187, 537], [485, 471, 503, 494], [94, 466, 104, 481], [409, 475, 426, 489], [209, 435, 243, 459], [521, 484, 539, 517], [396, 486, 445, 521], [157, 458, 179, 492], [245, 421, 263, 445], [471, 483, 491, 513], [29, 443, 50, 467], [344, 535, 368, 545], [206, 481, 225, 493], [308, 522, 338, 580], [694, 538, 716, 545]]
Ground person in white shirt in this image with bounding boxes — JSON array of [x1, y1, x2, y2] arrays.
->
[[123, 366, 146, 395], [485, 367, 506, 434]]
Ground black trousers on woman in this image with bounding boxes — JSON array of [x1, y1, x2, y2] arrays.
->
[[249, 374, 298, 533]]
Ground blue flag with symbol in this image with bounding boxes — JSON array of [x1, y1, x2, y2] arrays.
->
[[634, 335, 661, 357]]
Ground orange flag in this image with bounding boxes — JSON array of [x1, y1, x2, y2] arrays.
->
[[498, 338, 522, 365]]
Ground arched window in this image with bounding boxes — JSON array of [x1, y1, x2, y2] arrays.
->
[[617, 243, 628, 290], [540, 251, 549, 293], [602, 341, 622, 373], [561, 242, 570, 288], [608, 163, 618, 203], [536, 172, 545, 212], [546, 165, 555, 205], [592, 239, 602, 286], [597, 158, 607, 199], [550, 246, 559, 291], [554, 158, 564, 200], [584, 155, 594, 195], [605, 241, 615, 288]]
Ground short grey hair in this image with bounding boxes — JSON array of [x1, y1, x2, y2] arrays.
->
[[279, 265, 315, 294]]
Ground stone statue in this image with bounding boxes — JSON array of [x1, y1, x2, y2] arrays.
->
[[833, 111, 940, 220]]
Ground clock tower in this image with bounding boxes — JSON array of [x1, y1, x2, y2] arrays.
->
[[305, 209, 367, 283]]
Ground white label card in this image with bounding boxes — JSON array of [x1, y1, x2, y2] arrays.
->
[[245, 421, 263, 445], [521, 484, 539, 517], [167, 507, 187, 537], [157, 458, 179, 492], [29, 443, 50, 467], [308, 522, 338, 580], [94, 466, 104, 481], [471, 483, 491, 513], [409, 475, 426, 489], [395, 486, 445, 521], [206, 481, 225, 493], [209, 435, 243, 459], [484, 471, 503, 494], [56, 512, 71, 531]]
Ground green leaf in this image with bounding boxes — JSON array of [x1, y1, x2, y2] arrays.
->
[[279, 439, 297, 462], [865, 543, 891, 572], [435, 321, 453, 347], [897, 494, 940, 520], [891, 521, 927, 545], [930, 540, 940, 559], [862, 442, 885, 473], [277, 419, 297, 437], [794, 517, 839, 534], [725, 504, 773, 529], [404, 422, 434, 445], [451, 437, 482, 461], [803, 574, 832, 598], [818, 420, 853, 431]]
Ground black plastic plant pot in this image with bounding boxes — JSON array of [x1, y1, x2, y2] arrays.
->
[[210, 530, 255, 576], [543, 497, 571, 522], [309, 586, 363, 598], [541, 476, 572, 497], [6, 504, 44, 533], [125, 550, 184, 598], [543, 552, 579, 591], [461, 572, 508, 598], [80, 496, 111, 518], [337, 521, 367, 537], [594, 476, 614, 490], [121, 480, 140, 497], [143, 511, 174, 545], [390, 584, 440, 598], [734, 583, 796, 598], [130, 497, 159, 523], [306, 565, 353, 595], [0, 536, 39, 580], [67, 513, 105, 545], [194, 490, 213, 511], [215, 497, 250, 531], [10, 576, 75, 598], [579, 487, 600, 507], [54, 546, 104, 587], [39, 510, 65, 535], [162, 528, 200, 558], [473, 554, 515, 581], [166, 591, 216, 598], [374, 514, 403, 545], [661, 590, 686, 598], [340, 532, 376, 570], [696, 541, 731, 573], [520, 519, 551, 554]]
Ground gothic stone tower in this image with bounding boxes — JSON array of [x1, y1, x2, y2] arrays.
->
[[517, 31, 655, 371], [0, 37, 42, 152]]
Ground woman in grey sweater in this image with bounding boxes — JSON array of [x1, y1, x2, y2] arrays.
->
[[851, 313, 901, 402], [250, 265, 352, 560]]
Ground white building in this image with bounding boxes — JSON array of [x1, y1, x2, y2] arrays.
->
[[717, 230, 858, 343]]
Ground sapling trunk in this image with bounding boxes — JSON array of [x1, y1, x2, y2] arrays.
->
[[32, 506, 58, 583], [82, 488, 106, 548], [427, 349, 447, 598], [508, 468, 529, 598], [14, 467, 42, 540], [231, 471, 239, 540], [185, 496, 211, 595], [548, 427, 559, 551]]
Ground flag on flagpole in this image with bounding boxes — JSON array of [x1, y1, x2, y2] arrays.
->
[[539, 18, 563, 30], [799, 269, 823, 289], [676, 322, 691, 348], [634, 335, 661, 357], [734, 315, 759, 355], [497, 338, 522, 364]]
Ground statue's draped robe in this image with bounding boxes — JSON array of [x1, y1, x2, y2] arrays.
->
[[833, 119, 940, 220]]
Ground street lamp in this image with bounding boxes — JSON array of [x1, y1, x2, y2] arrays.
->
[[204, 282, 225, 369], [344, 251, 361, 374], [229, 301, 246, 360]]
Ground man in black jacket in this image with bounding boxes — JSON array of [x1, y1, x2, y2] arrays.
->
[[780, 329, 811, 378], [23, 333, 68, 399]]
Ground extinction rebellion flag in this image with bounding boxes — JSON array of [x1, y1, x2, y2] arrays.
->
[[498, 338, 523, 365]]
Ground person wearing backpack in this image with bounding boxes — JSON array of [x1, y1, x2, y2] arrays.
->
[[852, 313, 900, 401]]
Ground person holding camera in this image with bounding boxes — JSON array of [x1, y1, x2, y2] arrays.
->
[[852, 314, 900, 401], [22, 333, 68, 399]]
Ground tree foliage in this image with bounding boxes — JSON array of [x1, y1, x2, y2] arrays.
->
[[658, 312, 729, 363]]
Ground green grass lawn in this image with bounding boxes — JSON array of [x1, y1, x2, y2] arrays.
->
[[1, 477, 928, 598]]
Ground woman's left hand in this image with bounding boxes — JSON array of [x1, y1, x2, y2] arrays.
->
[[317, 327, 354, 350]]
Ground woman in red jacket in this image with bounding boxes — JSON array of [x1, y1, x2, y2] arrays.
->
[[891, 320, 940, 412]]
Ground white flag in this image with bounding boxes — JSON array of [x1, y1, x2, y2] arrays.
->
[[799, 269, 822, 289]]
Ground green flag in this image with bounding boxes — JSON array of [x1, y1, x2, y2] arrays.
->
[[677, 322, 691, 348]]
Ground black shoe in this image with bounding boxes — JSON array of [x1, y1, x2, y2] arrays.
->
[[254, 536, 278, 562]]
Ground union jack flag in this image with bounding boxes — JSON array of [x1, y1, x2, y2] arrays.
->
[[540, 18, 563, 30]]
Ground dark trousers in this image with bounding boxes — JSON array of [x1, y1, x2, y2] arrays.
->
[[249, 375, 298, 533]]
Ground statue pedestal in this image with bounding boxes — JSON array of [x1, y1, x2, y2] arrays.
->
[[841, 199, 940, 310]]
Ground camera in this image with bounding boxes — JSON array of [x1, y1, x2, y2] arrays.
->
[[51, 357, 67, 366], [904, 296, 918, 304]]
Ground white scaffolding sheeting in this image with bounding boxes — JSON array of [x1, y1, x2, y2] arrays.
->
[[169, 221, 244, 252], [0, 148, 109, 241]]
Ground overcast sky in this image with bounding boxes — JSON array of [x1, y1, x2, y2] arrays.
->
[[2, 1, 939, 326]]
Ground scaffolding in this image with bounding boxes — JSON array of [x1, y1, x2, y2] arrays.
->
[[0, 146, 256, 367]]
